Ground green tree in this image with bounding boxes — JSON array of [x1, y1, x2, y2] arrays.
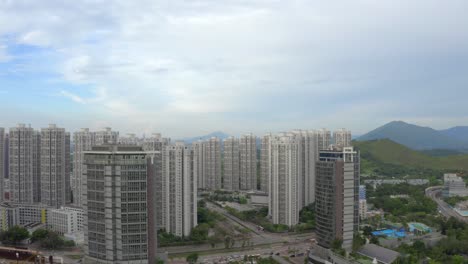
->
[[31, 228, 49, 242], [186, 253, 199, 264], [0, 225, 30, 244]]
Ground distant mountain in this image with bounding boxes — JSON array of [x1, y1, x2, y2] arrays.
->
[[357, 121, 468, 150], [439, 126, 468, 143], [181, 131, 230, 144], [353, 139, 468, 171]]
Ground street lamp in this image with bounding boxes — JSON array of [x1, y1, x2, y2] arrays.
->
[[16, 252, 19, 264]]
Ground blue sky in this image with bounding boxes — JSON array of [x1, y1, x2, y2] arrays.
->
[[1, 0, 468, 138]]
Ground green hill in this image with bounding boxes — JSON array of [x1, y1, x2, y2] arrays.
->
[[353, 139, 468, 177], [357, 121, 468, 150]]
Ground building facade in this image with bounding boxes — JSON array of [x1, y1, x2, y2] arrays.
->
[[72, 128, 119, 207], [269, 134, 301, 226], [315, 147, 360, 251], [223, 137, 239, 191], [192, 140, 206, 190], [316, 129, 331, 151], [161, 142, 197, 237], [333, 129, 352, 148], [260, 133, 272, 193], [47, 206, 84, 235], [443, 173, 468, 197], [9, 124, 41, 204], [40, 124, 71, 208], [83, 145, 152, 264], [239, 134, 257, 190], [204, 137, 222, 190]]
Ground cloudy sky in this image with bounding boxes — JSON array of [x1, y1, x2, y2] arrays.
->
[[0, 0, 467, 137]]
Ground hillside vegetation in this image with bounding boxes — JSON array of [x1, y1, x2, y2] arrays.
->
[[353, 139, 468, 176]]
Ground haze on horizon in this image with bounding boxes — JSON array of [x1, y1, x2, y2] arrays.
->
[[0, 0, 467, 138]]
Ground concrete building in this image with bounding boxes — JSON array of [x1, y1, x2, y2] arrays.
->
[[333, 128, 352, 148], [8, 124, 41, 204], [359, 185, 366, 200], [239, 134, 257, 190], [204, 137, 222, 190], [316, 128, 331, 151], [0, 203, 48, 229], [142, 133, 169, 231], [40, 124, 71, 208], [161, 142, 197, 237], [269, 134, 301, 226], [315, 147, 360, 251], [118, 133, 141, 145], [47, 206, 84, 235], [0, 128, 4, 203], [291, 130, 318, 206], [72, 128, 119, 207], [443, 173, 468, 197], [193, 140, 206, 190], [83, 145, 154, 264], [260, 134, 272, 193], [223, 137, 239, 191], [359, 199, 367, 220]]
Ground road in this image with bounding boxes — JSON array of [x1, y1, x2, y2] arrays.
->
[[160, 201, 315, 257], [425, 186, 468, 223]]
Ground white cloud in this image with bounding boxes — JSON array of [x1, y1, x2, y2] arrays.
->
[[1, 1, 468, 136]]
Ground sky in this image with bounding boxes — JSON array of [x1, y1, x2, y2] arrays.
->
[[0, 0, 467, 138]]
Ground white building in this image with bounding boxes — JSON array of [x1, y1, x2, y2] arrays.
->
[[9, 124, 41, 204], [443, 173, 468, 197], [269, 133, 301, 226], [161, 142, 197, 237], [40, 124, 71, 208], [223, 137, 239, 191], [204, 137, 222, 190], [239, 134, 257, 191], [316, 128, 331, 151], [260, 134, 272, 193], [47, 206, 84, 235], [333, 128, 352, 148], [359, 199, 368, 220], [193, 140, 206, 190], [72, 127, 119, 207]]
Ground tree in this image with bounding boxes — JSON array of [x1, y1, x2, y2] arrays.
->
[[0, 226, 30, 244], [31, 228, 49, 242], [362, 226, 372, 237], [224, 235, 232, 249], [186, 253, 199, 264]]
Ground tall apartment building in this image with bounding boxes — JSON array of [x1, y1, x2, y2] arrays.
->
[[316, 128, 331, 151], [291, 130, 318, 206], [192, 140, 206, 190], [118, 133, 141, 145], [239, 134, 257, 190], [315, 147, 359, 251], [333, 128, 352, 148], [40, 124, 71, 208], [72, 128, 119, 207], [94, 127, 119, 145], [142, 133, 170, 231], [260, 133, 272, 193], [269, 134, 302, 226], [204, 137, 222, 190], [223, 137, 240, 191], [83, 145, 154, 264], [0, 128, 4, 202], [8, 124, 41, 204], [161, 142, 197, 237]]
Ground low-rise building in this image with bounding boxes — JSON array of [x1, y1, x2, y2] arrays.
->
[[47, 206, 84, 235], [443, 173, 468, 197]]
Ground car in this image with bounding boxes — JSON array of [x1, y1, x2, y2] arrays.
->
[[290, 254, 296, 257], [297, 253, 304, 257], [275, 252, 280, 256]]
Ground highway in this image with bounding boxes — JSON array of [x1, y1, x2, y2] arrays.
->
[[425, 186, 468, 223]]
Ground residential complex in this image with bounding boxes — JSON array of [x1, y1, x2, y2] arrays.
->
[[72, 127, 119, 207], [316, 128, 331, 151], [193, 140, 206, 190], [239, 134, 257, 190], [268, 133, 301, 226], [8, 124, 41, 204], [315, 147, 360, 251], [223, 136, 240, 191], [201, 137, 222, 190], [260, 133, 272, 193], [161, 142, 197, 237], [83, 145, 153, 264], [40, 124, 71, 208], [333, 128, 352, 148]]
